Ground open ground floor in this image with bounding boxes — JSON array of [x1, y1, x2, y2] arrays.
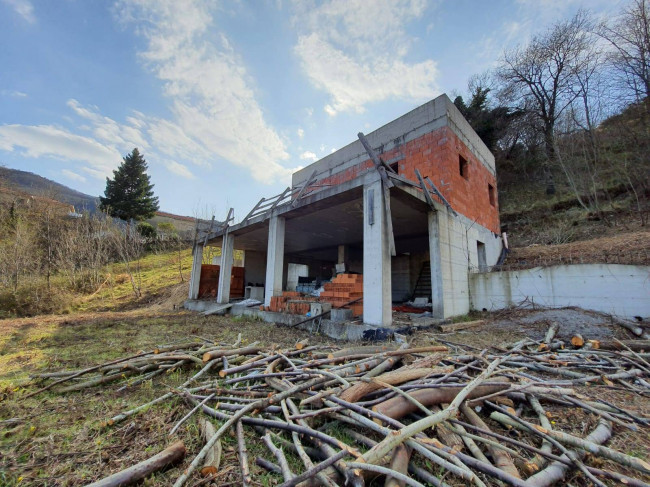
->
[[187, 171, 504, 328]]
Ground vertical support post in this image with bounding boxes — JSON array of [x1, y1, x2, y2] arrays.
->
[[337, 245, 347, 265], [363, 178, 392, 326], [428, 211, 445, 318], [217, 232, 234, 304], [264, 215, 285, 307], [189, 244, 204, 300]]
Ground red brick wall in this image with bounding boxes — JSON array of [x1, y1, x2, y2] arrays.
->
[[314, 126, 500, 234]]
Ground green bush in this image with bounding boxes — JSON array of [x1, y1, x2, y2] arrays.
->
[[137, 222, 157, 240]]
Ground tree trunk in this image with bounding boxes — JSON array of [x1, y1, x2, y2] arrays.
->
[[543, 127, 557, 195]]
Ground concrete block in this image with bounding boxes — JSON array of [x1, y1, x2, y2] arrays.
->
[[331, 308, 353, 322], [310, 302, 331, 316]]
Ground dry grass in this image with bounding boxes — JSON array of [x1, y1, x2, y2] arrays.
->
[[503, 230, 650, 270]]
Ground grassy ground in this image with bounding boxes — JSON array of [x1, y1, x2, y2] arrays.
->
[[1, 308, 649, 486], [0, 311, 335, 486], [72, 247, 194, 313]]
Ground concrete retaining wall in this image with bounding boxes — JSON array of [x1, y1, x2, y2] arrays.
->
[[469, 264, 650, 318]]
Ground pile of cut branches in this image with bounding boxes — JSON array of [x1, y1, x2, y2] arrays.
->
[[29, 332, 650, 487]]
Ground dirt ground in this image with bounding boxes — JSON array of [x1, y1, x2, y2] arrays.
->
[[0, 306, 648, 486]]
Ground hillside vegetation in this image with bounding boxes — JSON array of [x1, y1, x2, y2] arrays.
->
[[0, 187, 194, 317]]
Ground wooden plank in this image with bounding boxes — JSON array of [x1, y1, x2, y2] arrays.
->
[[202, 215, 216, 246], [242, 197, 266, 223], [358, 132, 394, 189], [414, 169, 436, 210], [438, 320, 485, 333], [425, 177, 458, 217], [267, 187, 291, 215], [383, 184, 396, 257], [292, 169, 318, 208]]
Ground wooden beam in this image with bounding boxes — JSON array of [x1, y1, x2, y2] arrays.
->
[[292, 169, 318, 208], [265, 186, 291, 218], [242, 197, 266, 223], [425, 176, 457, 217], [414, 169, 436, 211], [358, 132, 394, 189], [383, 184, 396, 257]]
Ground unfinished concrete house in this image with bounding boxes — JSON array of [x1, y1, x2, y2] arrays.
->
[[186, 94, 504, 332]]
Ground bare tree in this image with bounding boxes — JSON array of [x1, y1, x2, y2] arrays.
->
[[497, 10, 593, 194], [599, 0, 650, 109]]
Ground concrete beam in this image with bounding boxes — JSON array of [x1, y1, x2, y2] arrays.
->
[[217, 232, 234, 304], [428, 211, 445, 318], [188, 244, 203, 300], [264, 215, 285, 307], [363, 178, 392, 326]]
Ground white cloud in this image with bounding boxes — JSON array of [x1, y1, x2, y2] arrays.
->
[[292, 0, 439, 115], [61, 169, 87, 183], [297, 128, 304, 138], [67, 99, 148, 152], [0, 124, 121, 177], [1, 89, 28, 98], [115, 0, 295, 184], [299, 151, 318, 162], [164, 160, 195, 179], [1, 0, 35, 23]]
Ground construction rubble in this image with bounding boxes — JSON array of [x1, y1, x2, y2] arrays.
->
[[29, 329, 650, 487]]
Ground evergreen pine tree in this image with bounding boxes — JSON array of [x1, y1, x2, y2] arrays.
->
[[99, 148, 159, 221]]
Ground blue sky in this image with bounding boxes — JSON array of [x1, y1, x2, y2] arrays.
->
[[0, 0, 622, 220]]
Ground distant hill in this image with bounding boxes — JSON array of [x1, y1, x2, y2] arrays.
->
[[0, 166, 98, 212], [0, 166, 196, 233]]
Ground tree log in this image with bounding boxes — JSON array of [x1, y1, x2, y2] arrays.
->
[[525, 420, 612, 487], [340, 367, 444, 403], [385, 444, 411, 487], [198, 419, 221, 476], [372, 384, 510, 420], [202, 345, 263, 363], [85, 441, 186, 487], [544, 322, 560, 344], [571, 334, 584, 347], [596, 340, 650, 352], [460, 404, 521, 479], [490, 413, 650, 475]]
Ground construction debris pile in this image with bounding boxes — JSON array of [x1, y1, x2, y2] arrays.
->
[[29, 330, 650, 487]]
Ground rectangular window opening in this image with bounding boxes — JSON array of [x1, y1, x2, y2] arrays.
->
[[477, 241, 487, 272], [459, 155, 469, 179], [488, 183, 496, 206]]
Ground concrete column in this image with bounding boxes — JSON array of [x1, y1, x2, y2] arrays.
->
[[363, 179, 392, 326], [188, 244, 203, 300], [217, 232, 234, 304], [428, 211, 445, 318], [264, 215, 285, 307], [337, 245, 348, 264]]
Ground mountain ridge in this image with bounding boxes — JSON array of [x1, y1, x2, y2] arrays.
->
[[0, 166, 194, 229]]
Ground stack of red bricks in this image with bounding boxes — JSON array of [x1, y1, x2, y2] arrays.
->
[[319, 273, 363, 317], [267, 291, 315, 315]]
